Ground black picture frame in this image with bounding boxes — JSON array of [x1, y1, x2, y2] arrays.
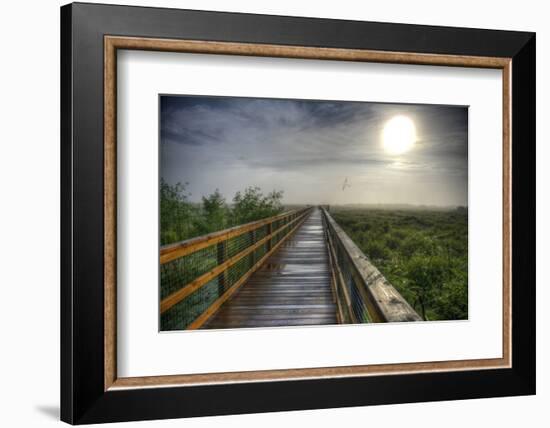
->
[[61, 2, 535, 424]]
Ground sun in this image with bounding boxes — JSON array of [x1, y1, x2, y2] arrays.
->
[[382, 115, 417, 155]]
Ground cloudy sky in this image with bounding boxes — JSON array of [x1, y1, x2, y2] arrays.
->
[[160, 95, 468, 206]]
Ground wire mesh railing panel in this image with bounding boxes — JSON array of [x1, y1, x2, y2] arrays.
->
[[349, 277, 371, 323], [161, 278, 219, 331], [335, 280, 351, 324], [160, 245, 218, 300], [225, 233, 251, 259], [254, 242, 268, 263]]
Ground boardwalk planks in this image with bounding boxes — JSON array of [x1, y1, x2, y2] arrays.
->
[[203, 208, 337, 329]]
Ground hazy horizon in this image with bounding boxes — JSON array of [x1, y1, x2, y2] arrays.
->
[[160, 95, 468, 206]]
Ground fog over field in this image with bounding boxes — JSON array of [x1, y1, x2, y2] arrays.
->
[[161, 95, 468, 207]]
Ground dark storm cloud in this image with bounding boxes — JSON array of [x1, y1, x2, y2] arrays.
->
[[160, 95, 468, 206]]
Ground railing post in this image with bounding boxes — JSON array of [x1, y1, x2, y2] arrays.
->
[[217, 241, 227, 295], [267, 222, 272, 252], [249, 230, 256, 266]]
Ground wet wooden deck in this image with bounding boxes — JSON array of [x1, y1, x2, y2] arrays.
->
[[203, 208, 337, 329]]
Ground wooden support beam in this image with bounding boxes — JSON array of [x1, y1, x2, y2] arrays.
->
[[216, 241, 227, 295]]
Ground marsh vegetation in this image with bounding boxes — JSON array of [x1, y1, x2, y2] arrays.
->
[[331, 207, 468, 321]]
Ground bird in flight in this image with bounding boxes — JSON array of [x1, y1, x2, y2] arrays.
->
[[342, 177, 351, 191]]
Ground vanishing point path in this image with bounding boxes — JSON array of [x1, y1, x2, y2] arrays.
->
[[203, 208, 337, 329]]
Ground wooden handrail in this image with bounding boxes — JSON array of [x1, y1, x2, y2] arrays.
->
[[321, 208, 421, 323], [160, 208, 312, 314], [160, 208, 310, 264]]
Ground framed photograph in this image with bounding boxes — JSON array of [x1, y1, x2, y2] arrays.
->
[[61, 2, 535, 424]]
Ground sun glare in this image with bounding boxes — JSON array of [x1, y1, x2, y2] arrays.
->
[[382, 115, 417, 155]]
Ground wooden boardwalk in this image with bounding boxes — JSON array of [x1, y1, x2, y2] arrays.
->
[[203, 208, 337, 329]]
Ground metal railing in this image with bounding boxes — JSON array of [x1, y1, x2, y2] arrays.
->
[[322, 208, 421, 323], [160, 207, 313, 330]]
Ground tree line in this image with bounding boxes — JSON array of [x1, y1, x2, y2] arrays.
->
[[160, 179, 284, 245]]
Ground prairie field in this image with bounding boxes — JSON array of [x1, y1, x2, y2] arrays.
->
[[331, 207, 468, 321]]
